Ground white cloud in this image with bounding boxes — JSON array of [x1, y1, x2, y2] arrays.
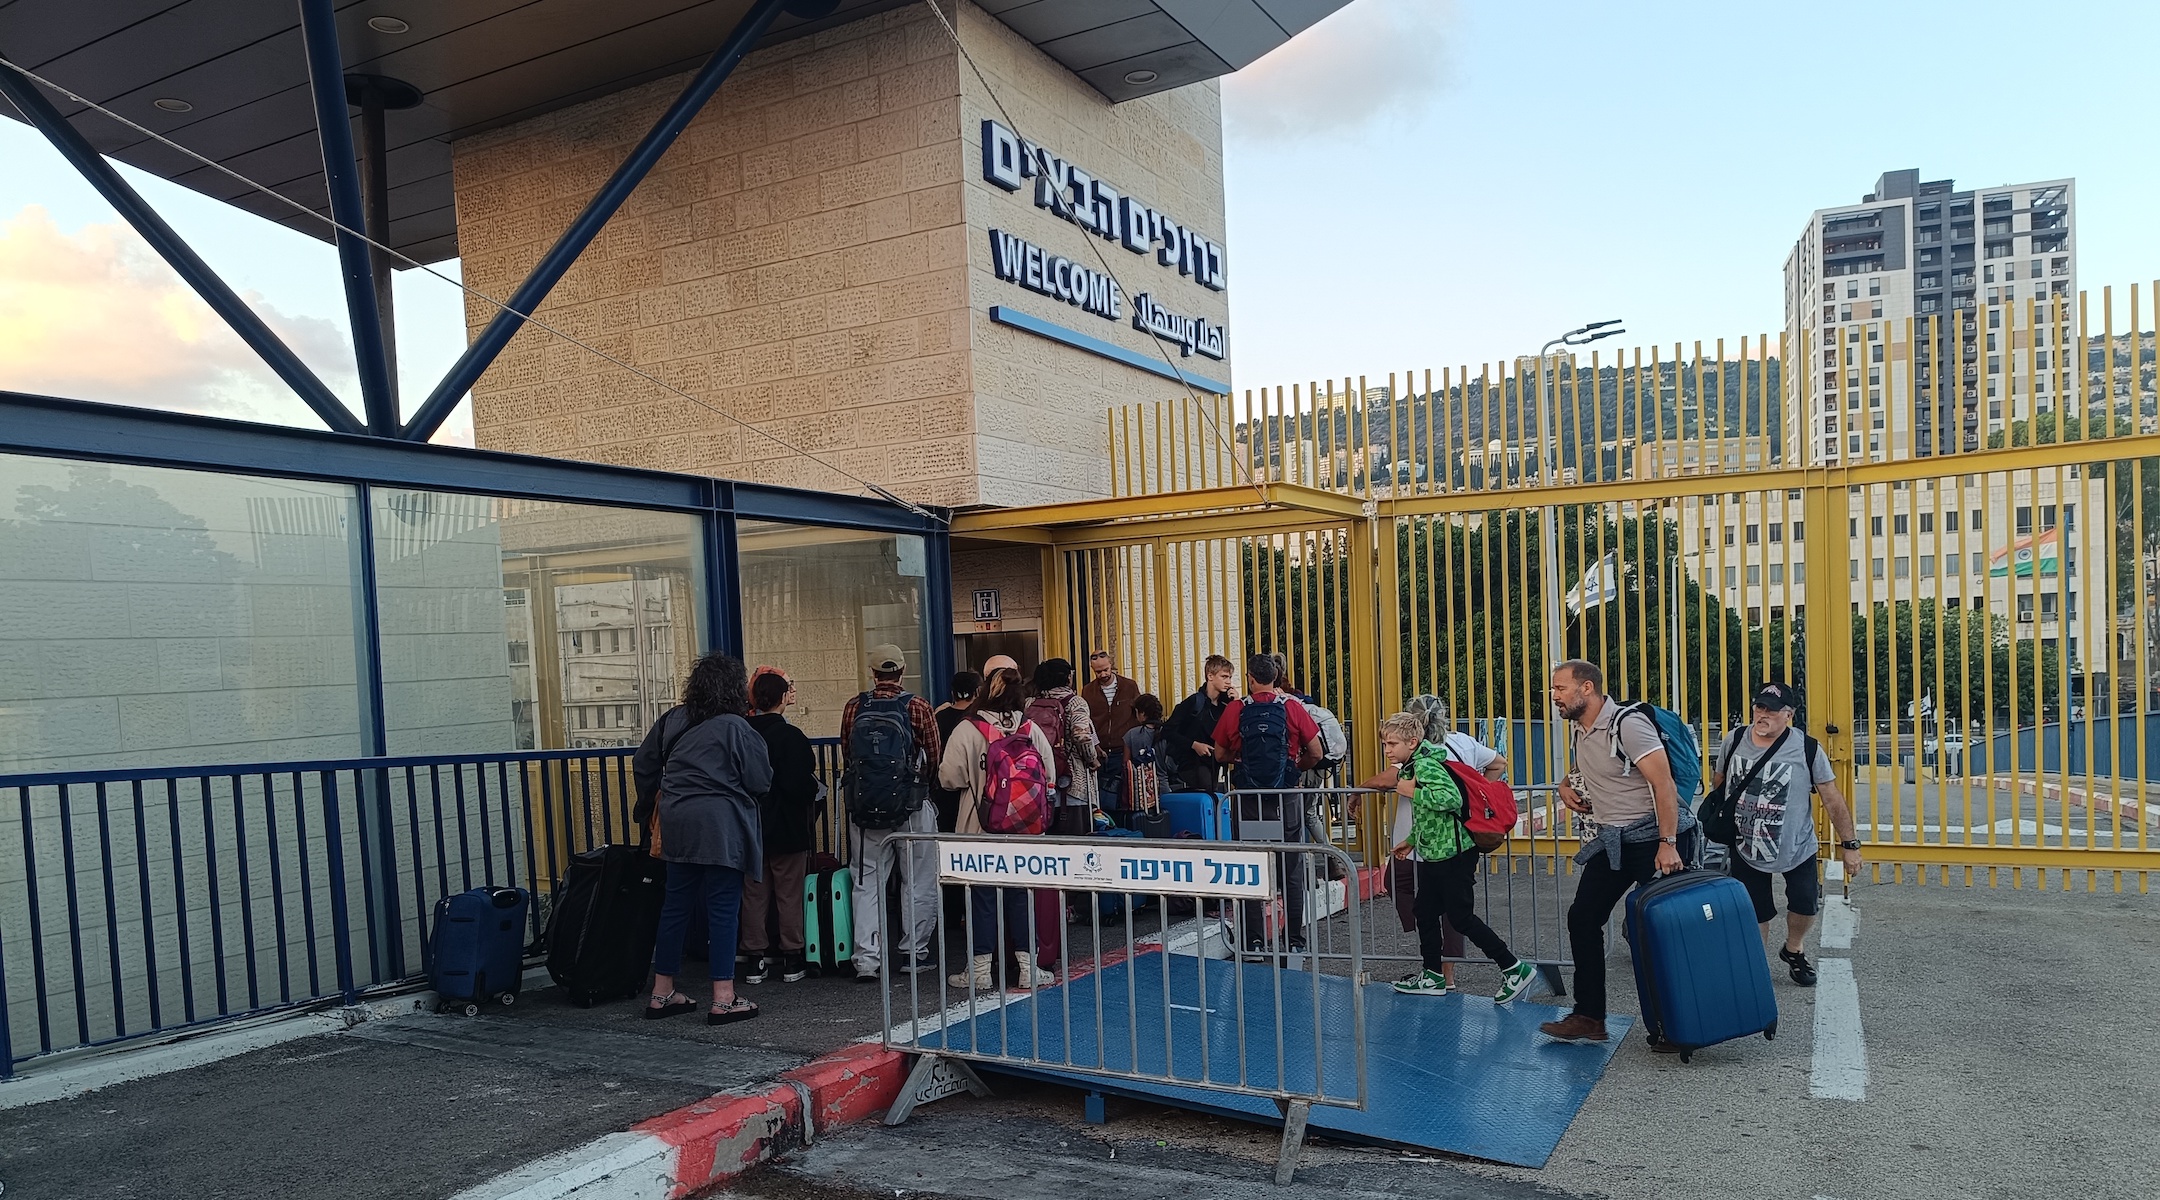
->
[[1223, 0, 1456, 142], [0, 204, 359, 424]]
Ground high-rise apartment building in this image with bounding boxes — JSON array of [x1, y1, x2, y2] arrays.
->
[[1784, 169, 2075, 465], [1681, 170, 2105, 688]]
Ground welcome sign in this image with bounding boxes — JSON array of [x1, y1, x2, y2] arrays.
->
[[936, 839, 1274, 900], [980, 119, 1228, 368]]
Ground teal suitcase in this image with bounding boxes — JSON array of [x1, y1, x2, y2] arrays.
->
[[805, 865, 853, 974]]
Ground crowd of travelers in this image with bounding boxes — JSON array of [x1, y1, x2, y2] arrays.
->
[[624, 641, 1862, 1048]]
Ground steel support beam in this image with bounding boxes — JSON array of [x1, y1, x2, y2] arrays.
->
[[401, 0, 794, 443], [298, 0, 398, 436], [0, 54, 365, 436]]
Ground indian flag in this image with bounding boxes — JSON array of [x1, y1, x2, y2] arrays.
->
[[1988, 527, 2060, 578]]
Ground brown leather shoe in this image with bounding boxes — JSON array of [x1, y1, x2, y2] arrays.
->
[[1538, 1013, 1610, 1042]]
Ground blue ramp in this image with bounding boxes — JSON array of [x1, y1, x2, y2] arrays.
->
[[917, 954, 1627, 1168]]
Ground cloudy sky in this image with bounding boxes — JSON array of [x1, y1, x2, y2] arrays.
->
[[2, 0, 2157, 434], [1220, 0, 2160, 388]]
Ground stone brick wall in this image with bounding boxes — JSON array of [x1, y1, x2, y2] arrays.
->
[[452, 2, 1231, 511], [453, 8, 979, 508]]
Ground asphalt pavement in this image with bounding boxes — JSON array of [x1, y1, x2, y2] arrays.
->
[[3, 873, 2153, 1200], [741, 880, 2160, 1200]]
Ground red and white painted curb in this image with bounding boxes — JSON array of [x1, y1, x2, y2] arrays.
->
[[443, 941, 1161, 1200], [447, 1040, 908, 1200]]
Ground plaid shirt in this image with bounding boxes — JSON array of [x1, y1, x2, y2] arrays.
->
[[840, 680, 941, 783]]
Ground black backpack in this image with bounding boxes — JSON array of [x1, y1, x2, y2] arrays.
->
[[1698, 727, 1820, 846], [843, 693, 922, 829], [1231, 695, 1297, 791]]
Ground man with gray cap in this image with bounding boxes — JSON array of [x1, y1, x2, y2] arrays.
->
[[839, 644, 941, 981]]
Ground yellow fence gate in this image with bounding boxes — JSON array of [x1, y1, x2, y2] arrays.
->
[[952, 282, 2160, 892]]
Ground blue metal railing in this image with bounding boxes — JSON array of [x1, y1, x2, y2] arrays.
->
[[1, 738, 846, 1077]]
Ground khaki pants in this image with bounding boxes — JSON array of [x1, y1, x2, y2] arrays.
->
[[738, 850, 808, 956]]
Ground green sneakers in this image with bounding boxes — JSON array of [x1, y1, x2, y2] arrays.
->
[[1494, 960, 1540, 1004], [1392, 969, 1451, 996]]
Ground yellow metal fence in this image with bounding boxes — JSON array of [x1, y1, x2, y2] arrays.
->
[[1047, 283, 2160, 890]]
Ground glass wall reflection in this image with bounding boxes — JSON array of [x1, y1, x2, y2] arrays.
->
[[738, 520, 929, 739], [370, 491, 707, 753], [0, 453, 365, 773]]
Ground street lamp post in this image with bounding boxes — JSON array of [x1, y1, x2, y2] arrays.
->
[[1535, 319, 1622, 787], [1535, 320, 1627, 674]]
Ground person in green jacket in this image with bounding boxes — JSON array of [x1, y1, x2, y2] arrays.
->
[[1373, 711, 1540, 1001]]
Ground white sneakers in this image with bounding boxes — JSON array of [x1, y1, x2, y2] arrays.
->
[[945, 952, 1055, 990]]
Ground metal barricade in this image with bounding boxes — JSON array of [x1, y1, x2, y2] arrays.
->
[[1238, 785, 1578, 989], [878, 832, 1363, 1184]]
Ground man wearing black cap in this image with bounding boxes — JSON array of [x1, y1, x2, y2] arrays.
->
[[1707, 681, 1862, 988]]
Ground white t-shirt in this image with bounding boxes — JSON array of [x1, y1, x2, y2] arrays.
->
[[1440, 732, 1499, 773]]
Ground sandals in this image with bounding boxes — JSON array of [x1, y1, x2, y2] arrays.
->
[[707, 997, 760, 1026], [643, 992, 697, 1020]]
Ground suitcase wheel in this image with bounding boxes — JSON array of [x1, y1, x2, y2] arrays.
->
[[434, 1001, 450, 1015], [1679, 1051, 1693, 1064], [498, 992, 517, 1007], [1763, 1021, 1777, 1041], [462, 1002, 481, 1018]]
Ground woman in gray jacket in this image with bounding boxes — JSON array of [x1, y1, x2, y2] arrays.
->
[[634, 653, 773, 1025]]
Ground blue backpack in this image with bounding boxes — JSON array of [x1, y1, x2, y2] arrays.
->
[[1231, 695, 1297, 790], [1613, 701, 1703, 801]]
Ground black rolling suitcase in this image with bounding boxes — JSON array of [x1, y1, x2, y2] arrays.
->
[[545, 844, 666, 1006]]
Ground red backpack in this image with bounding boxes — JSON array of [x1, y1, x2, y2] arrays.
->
[[1440, 754, 1518, 854], [974, 718, 1051, 835], [1022, 695, 1072, 786]]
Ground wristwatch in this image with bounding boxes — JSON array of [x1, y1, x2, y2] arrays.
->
[[1838, 838, 1862, 851], [1659, 835, 1678, 845]]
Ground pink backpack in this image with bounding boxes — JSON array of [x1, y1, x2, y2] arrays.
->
[[974, 718, 1051, 835]]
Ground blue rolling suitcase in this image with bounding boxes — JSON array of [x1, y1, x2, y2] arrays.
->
[[432, 886, 531, 1016], [1161, 792, 1230, 839], [1625, 870, 1777, 1061]]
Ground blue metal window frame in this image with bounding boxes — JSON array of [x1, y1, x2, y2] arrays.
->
[[0, 387, 950, 698]]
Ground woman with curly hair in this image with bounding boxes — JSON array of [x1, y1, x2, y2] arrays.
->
[[633, 652, 773, 1024]]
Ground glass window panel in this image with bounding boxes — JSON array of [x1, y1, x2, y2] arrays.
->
[[371, 491, 707, 753], [0, 454, 364, 772], [738, 521, 930, 740]]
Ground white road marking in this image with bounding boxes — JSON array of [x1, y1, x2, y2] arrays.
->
[[1819, 895, 1856, 950], [1809, 957, 1868, 1102]]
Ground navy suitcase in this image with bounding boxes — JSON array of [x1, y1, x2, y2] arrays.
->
[[1094, 827, 1158, 918], [432, 886, 531, 1016], [1625, 870, 1777, 1061]]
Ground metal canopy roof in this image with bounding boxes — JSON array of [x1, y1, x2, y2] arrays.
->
[[0, 0, 1344, 266]]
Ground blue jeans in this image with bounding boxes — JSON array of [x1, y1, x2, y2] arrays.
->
[[652, 861, 744, 980], [969, 886, 1033, 957]]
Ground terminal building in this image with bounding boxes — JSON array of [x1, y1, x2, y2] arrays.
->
[[0, 0, 1346, 767]]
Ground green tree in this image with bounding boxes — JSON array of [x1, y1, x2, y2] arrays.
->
[[1850, 600, 2064, 723]]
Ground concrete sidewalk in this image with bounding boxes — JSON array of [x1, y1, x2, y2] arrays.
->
[[0, 955, 895, 1200]]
